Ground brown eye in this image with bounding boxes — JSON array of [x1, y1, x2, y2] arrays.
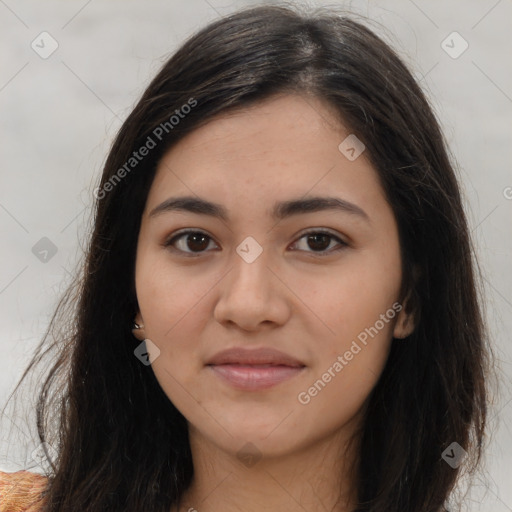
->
[[306, 233, 331, 251], [164, 229, 347, 257], [164, 230, 217, 255], [292, 230, 347, 255]]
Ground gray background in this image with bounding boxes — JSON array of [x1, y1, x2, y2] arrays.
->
[[1, 0, 511, 510]]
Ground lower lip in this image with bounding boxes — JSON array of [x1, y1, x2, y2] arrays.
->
[[208, 364, 305, 390]]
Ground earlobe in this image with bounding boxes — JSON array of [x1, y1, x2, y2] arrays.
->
[[132, 313, 146, 341], [393, 292, 416, 339], [393, 307, 415, 339], [394, 267, 420, 340]]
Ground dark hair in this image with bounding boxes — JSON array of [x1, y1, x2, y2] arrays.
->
[[3, 4, 492, 511]]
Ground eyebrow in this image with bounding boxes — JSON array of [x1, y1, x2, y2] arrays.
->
[[148, 195, 370, 222]]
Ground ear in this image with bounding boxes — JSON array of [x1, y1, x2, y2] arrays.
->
[[393, 267, 420, 339], [132, 311, 146, 341], [393, 300, 416, 339]]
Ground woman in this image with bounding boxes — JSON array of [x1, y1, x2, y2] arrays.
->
[[0, 4, 491, 511]]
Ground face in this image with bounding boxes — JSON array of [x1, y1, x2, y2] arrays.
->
[[134, 93, 414, 459]]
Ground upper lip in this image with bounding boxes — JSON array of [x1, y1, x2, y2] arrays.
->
[[206, 347, 305, 367]]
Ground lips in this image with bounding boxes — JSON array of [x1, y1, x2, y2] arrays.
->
[[206, 347, 306, 390], [206, 347, 305, 367]]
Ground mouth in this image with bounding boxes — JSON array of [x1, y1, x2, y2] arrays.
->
[[207, 363, 305, 390], [205, 347, 306, 390]]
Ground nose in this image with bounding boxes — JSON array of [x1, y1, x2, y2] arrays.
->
[[213, 247, 291, 332]]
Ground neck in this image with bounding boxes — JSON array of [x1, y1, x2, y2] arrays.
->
[[173, 425, 360, 512]]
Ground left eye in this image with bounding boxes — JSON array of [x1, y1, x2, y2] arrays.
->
[[164, 230, 347, 256], [292, 230, 347, 254]]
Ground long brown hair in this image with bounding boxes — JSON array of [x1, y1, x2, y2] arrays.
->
[[3, 4, 492, 511]]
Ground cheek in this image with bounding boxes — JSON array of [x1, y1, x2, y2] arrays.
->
[[136, 244, 210, 323], [135, 252, 190, 343], [292, 250, 401, 411], [290, 248, 401, 344], [295, 270, 398, 427], [135, 248, 224, 376]]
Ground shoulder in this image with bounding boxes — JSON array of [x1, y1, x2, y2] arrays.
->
[[0, 470, 48, 511]]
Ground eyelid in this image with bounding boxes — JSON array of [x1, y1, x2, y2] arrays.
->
[[295, 227, 347, 244], [290, 228, 348, 255], [163, 227, 348, 256], [163, 228, 219, 256]]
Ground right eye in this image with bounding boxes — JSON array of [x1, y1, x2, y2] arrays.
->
[[163, 230, 219, 256]]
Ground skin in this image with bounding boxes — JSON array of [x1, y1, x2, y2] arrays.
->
[[133, 93, 415, 512]]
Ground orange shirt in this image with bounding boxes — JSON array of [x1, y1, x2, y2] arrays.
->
[[0, 470, 48, 512]]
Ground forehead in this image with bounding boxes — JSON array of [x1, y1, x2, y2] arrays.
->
[[166, 94, 346, 164], [143, 93, 386, 223]]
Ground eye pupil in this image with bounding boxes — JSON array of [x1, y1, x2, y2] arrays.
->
[[307, 234, 331, 251], [167, 230, 343, 256], [187, 233, 209, 251]]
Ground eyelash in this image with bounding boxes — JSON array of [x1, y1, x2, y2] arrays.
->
[[163, 229, 348, 258]]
